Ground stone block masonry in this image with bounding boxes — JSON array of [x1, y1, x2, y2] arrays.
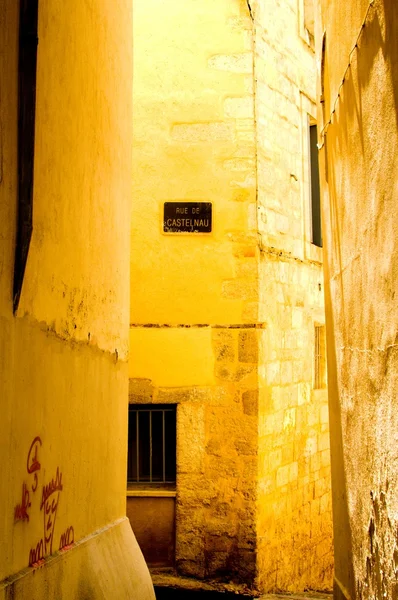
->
[[130, 323, 263, 584], [251, 0, 333, 587], [130, 0, 332, 594]]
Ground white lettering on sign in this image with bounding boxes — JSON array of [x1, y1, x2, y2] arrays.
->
[[163, 202, 212, 233], [166, 218, 209, 227]]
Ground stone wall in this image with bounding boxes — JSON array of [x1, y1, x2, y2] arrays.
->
[[130, 0, 333, 592], [130, 0, 260, 583], [252, 0, 333, 591], [130, 324, 261, 582], [257, 257, 332, 591]]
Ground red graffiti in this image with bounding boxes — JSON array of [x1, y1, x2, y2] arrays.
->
[[16, 438, 73, 569], [27, 436, 42, 474], [29, 538, 44, 567], [41, 469, 62, 555], [43, 496, 59, 554], [40, 467, 63, 510], [27, 436, 42, 493], [14, 483, 31, 522], [59, 525, 75, 550]]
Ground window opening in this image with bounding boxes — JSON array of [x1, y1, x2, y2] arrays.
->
[[309, 123, 322, 247], [14, 0, 39, 313], [314, 325, 326, 389], [127, 405, 176, 485], [303, 0, 315, 47]]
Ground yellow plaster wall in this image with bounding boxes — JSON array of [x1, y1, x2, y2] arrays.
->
[[131, 0, 257, 332], [130, 0, 260, 582], [316, 0, 398, 598], [250, 0, 333, 591], [20, 0, 131, 360], [0, 1, 154, 597], [130, 328, 215, 387]]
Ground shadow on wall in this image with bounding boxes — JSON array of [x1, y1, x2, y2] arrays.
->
[[382, 0, 398, 128], [346, 0, 398, 143], [323, 276, 355, 600], [322, 33, 355, 600]]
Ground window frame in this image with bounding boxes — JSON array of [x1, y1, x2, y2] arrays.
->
[[14, 0, 39, 313], [298, 0, 315, 49], [299, 92, 323, 263], [127, 404, 177, 489], [309, 122, 322, 248]]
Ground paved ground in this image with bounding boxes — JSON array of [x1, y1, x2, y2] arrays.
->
[[152, 572, 332, 600], [155, 590, 251, 599], [155, 587, 332, 600]]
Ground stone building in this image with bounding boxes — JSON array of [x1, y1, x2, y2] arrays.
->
[[128, 0, 333, 592], [315, 0, 398, 598], [0, 1, 153, 598]]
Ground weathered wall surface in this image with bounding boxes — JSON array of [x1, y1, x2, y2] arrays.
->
[[130, 0, 259, 581], [131, 0, 257, 330], [250, 0, 333, 591], [130, 0, 332, 592], [315, 0, 398, 598], [0, 1, 154, 598]]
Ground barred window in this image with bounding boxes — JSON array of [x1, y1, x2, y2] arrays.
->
[[314, 325, 326, 389], [127, 405, 176, 484]]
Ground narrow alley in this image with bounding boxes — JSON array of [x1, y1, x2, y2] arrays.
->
[[0, 0, 397, 599]]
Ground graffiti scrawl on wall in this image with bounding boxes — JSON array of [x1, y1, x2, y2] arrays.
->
[[14, 436, 42, 523], [14, 436, 75, 567]]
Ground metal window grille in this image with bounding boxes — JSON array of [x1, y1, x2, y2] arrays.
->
[[127, 405, 176, 484], [314, 325, 326, 389]]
